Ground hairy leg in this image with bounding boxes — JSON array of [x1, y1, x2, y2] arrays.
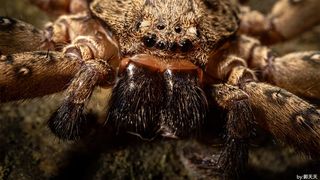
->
[[46, 13, 120, 61], [239, 0, 320, 44], [243, 82, 320, 157], [0, 12, 100, 55], [0, 17, 53, 55], [262, 52, 320, 100], [211, 84, 253, 179], [1, 13, 119, 61], [44, 14, 119, 139], [0, 51, 80, 102], [232, 35, 320, 100], [208, 52, 320, 157], [199, 54, 257, 178], [0, 12, 119, 104], [28, 0, 89, 15], [48, 59, 114, 140], [181, 83, 252, 179]]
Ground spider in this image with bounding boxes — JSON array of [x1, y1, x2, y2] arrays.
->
[[0, 0, 320, 179]]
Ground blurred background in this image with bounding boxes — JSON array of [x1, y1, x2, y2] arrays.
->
[[0, 0, 320, 179]]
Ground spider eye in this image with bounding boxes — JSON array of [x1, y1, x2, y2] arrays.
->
[[143, 34, 157, 47], [180, 39, 193, 52], [174, 26, 182, 33], [156, 23, 165, 30], [156, 41, 167, 50]]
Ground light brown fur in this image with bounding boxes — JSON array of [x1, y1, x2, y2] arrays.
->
[[91, 0, 238, 65]]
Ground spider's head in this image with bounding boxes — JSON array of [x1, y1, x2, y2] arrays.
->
[[91, 0, 239, 65], [90, 0, 239, 137], [136, 0, 201, 57]]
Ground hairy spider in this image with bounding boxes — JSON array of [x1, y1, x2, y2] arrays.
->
[[0, 0, 320, 179]]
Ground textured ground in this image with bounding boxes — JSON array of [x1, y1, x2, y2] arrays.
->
[[0, 0, 320, 179]]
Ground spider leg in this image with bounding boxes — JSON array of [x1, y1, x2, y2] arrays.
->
[[0, 17, 53, 55], [239, 0, 320, 45], [0, 51, 81, 102], [0, 13, 119, 102], [209, 84, 253, 179], [1, 12, 118, 58], [48, 59, 113, 140], [47, 13, 120, 61], [13, 14, 118, 140], [0, 13, 85, 54], [28, 0, 88, 15], [233, 35, 320, 100], [204, 53, 320, 178], [210, 53, 320, 154], [181, 83, 252, 179], [194, 54, 256, 179], [261, 52, 320, 100], [242, 82, 320, 158]]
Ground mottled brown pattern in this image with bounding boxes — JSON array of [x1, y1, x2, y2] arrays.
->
[[243, 82, 320, 157], [239, 0, 320, 44], [91, 0, 238, 65]]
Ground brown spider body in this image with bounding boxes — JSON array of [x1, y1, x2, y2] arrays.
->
[[91, 0, 238, 65], [1, 0, 320, 179], [89, 0, 239, 138]]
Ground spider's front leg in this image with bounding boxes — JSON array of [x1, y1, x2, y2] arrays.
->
[[194, 54, 256, 179], [0, 12, 115, 56], [0, 13, 86, 55], [183, 82, 252, 179], [28, 0, 89, 15], [48, 59, 114, 140], [198, 52, 320, 178], [239, 0, 320, 44], [0, 51, 81, 102], [42, 14, 119, 140], [210, 84, 253, 179], [0, 52, 114, 139], [234, 35, 320, 100], [1, 13, 120, 139], [242, 82, 320, 157], [209, 51, 320, 155], [0, 17, 53, 55]]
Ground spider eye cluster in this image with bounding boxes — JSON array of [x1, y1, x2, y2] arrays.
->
[[139, 21, 196, 52], [142, 34, 194, 52]]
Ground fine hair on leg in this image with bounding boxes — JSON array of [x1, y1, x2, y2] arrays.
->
[[48, 60, 113, 140]]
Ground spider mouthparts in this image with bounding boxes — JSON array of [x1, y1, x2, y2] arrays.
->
[[107, 54, 208, 137], [119, 54, 203, 85]]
